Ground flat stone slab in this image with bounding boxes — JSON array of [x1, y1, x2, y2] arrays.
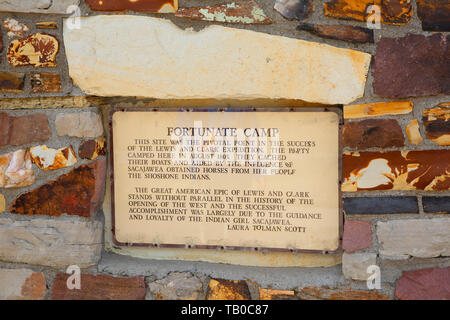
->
[[0, 0, 80, 14], [63, 15, 371, 105]]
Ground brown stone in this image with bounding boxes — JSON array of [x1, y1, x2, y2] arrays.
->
[[324, 0, 413, 25], [423, 103, 450, 146], [259, 288, 296, 300], [0, 149, 35, 188], [206, 279, 251, 300], [406, 119, 423, 145], [176, 1, 272, 24], [10, 158, 106, 218], [342, 119, 404, 149], [21, 273, 46, 300], [297, 23, 373, 43], [85, 0, 178, 13], [373, 33, 449, 98], [344, 101, 413, 119], [299, 286, 391, 300], [0, 71, 25, 93], [78, 138, 106, 160], [52, 274, 146, 300], [343, 150, 450, 191], [30, 72, 62, 93], [342, 220, 372, 253], [416, 0, 450, 31], [7, 33, 58, 67], [274, 0, 313, 21], [395, 267, 450, 300], [36, 21, 58, 29], [4, 113, 51, 147]]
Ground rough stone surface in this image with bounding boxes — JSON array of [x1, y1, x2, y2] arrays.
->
[[7, 33, 59, 67], [422, 197, 450, 214], [0, 113, 51, 147], [63, 15, 371, 105], [342, 220, 372, 253], [423, 103, 450, 146], [297, 23, 373, 43], [343, 196, 418, 215], [30, 145, 77, 170], [30, 72, 62, 93], [0, 217, 102, 268], [259, 288, 296, 300], [0, 149, 35, 188], [2, 18, 30, 38], [344, 101, 413, 119], [343, 150, 450, 191], [342, 252, 377, 280], [274, 0, 313, 21], [0, 0, 80, 14], [0, 71, 25, 93], [10, 159, 106, 218], [85, 0, 178, 13], [0, 193, 5, 213], [324, 0, 413, 25], [377, 218, 450, 259], [416, 0, 450, 32], [298, 286, 390, 300], [395, 267, 450, 300], [147, 272, 203, 300], [52, 274, 146, 300], [406, 119, 423, 145], [0, 268, 46, 300], [206, 278, 251, 300], [175, 1, 272, 24], [373, 33, 449, 98], [78, 137, 106, 160], [342, 119, 404, 149], [55, 112, 103, 138]]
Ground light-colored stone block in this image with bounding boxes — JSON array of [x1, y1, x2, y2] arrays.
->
[[55, 112, 103, 138], [342, 252, 377, 280], [0, 0, 80, 14]]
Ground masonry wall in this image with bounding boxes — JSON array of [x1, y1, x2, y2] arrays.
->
[[0, 0, 448, 300]]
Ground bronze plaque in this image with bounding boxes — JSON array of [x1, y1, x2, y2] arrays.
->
[[111, 109, 341, 252]]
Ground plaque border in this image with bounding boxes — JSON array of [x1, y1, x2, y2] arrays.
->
[[109, 107, 343, 255]]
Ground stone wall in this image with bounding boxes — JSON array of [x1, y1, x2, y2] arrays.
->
[[0, 0, 449, 300]]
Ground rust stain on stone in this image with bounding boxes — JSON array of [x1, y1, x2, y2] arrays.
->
[[36, 21, 58, 29], [299, 286, 391, 300], [343, 150, 450, 191], [206, 279, 251, 300], [0, 71, 25, 93], [344, 101, 413, 119], [259, 288, 296, 300], [86, 0, 178, 13], [176, 1, 272, 25], [324, 0, 412, 25], [30, 72, 62, 93], [30, 145, 77, 170], [79, 137, 106, 160], [297, 23, 373, 43], [7, 33, 58, 67], [416, 0, 450, 32], [342, 119, 404, 149], [423, 103, 450, 146]]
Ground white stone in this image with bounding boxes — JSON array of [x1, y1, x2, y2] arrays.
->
[[0, 149, 35, 188], [342, 252, 377, 280], [0, 217, 102, 268], [30, 145, 77, 170], [55, 112, 103, 138], [0, 0, 79, 14], [377, 218, 450, 259], [63, 15, 371, 105]]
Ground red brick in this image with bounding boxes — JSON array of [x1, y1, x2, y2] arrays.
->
[[395, 267, 450, 300], [342, 119, 404, 149], [52, 274, 146, 300], [342, 220, 372, 253]]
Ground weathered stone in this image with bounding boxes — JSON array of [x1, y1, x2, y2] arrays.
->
[[148, 272, 203, 300], [85, 0, 177, 13], [0, 193, 5, 213], [78, 138, 106, 160], [377, 218, 450, 259], [324, 0, 413, 25], [0, 71, 25, 93], [10, 159, 106, 218], [343, 150, 450, 191], [30, 72, 62, 93], [298, 286, 390, 300], [422, 197, 450, 214], [2, 18, 30, 38], [0, 0, 80, 14], [406, 119, 422, 145], [0, 149, 35, 188], [55, 112, 103, 138], [0, 268, 46, 300], [30, 145, 77, 170], [7, 33, 59, 67], [274, 0, 313, 21], [342, 220, 372, 253], [63, 15, 371, 105], [206, 279, 251, 300], [395, 267, 450, 300], [373, 34, 449, 98], [0, 217, 102, 268], [344, 101, 413, 119], [52, 274, 146, 300], [176, 1, 272, 24], [343, 196, 418, 215], [36, 21, 58, 29], [342, 252, 377, 280], [342, 119, 404, 149], [416, 0, 450, 32], [259, 288, 296, 300], [7, 113, 51, 146], [297, 23, 373, 43], [423, 103, 450, 146]]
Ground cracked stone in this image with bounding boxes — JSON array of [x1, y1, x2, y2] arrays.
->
[[7, 33, 59, 67], [0, 149, 35, 189], [30, 145, 77, 170], [148, 272, 203, 300]]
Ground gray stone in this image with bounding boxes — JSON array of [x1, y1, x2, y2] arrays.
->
[[55, 112, 103, 138], [342, 252, 377, 281], [377, 218, 450, 259], [147, 272, 203, 300], [0, 0, 79, 14], [0, 217, 102, 268]]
